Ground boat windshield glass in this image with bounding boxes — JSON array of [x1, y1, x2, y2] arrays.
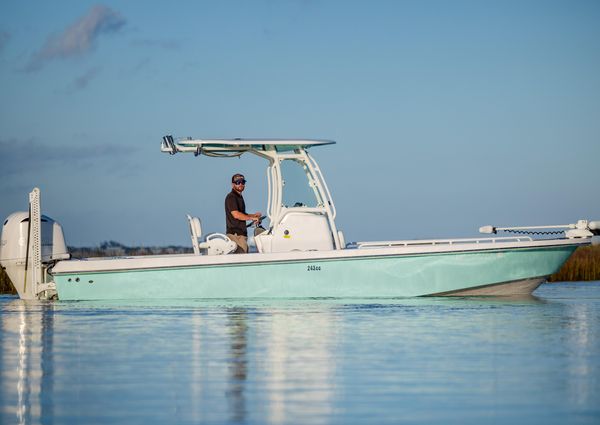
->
[[280, 160, 320, 208]]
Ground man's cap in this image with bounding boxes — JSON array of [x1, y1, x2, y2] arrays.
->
[[231, 173, 245, 182]]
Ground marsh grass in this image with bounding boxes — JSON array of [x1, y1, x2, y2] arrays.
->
[[548, 244, 600, 282], [0, 267, 16, 294]]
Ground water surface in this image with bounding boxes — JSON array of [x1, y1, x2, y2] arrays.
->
[[1, 282, 599, 424]]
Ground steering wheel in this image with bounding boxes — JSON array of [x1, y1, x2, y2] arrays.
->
[[247, 216, 267, 228]]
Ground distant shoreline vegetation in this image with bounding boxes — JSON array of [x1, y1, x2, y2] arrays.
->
[[1, 243, 599, 295], [68, 240, 193, 258]]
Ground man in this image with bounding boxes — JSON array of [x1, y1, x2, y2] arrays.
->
[[225, 173, 262, 254]]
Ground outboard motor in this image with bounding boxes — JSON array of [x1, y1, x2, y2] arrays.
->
[[0, 188, 69, 300]]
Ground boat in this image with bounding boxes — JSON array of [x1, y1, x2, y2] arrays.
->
[[1, 137, 598, 301]]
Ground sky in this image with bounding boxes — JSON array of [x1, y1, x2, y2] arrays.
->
[[0, 0, 599, 247]]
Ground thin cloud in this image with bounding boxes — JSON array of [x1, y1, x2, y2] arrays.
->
[[0, 31, 9, 52], [131, 57, 151, 74], [132, 39, 181, 50], [24, 5, 126, 72], [69, 67, 101, 91], [0, 138, 137, 178]]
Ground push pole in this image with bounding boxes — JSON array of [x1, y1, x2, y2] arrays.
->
[[23, 204, 32, 294], [22, 188, 43, 299]]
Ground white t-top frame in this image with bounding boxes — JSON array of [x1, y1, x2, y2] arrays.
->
[[161, 137, 343, 250]]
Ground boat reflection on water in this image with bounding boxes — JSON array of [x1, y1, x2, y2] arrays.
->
[[0, 300, 55, 425], [564, 300, 597, 407], [443, 293, 546, 304], [262, 306, 336, 423], [226, 308, 248, 423], [0, 289, 598, 424], [188, 303, 337, 424], [181, 306, 253, 423], [0, 297, 340, 424]]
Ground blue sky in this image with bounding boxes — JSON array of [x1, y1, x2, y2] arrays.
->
[[1, 0, 599, 246]]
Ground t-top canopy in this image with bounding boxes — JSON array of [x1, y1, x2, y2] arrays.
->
[[161, 136, 335, 156]]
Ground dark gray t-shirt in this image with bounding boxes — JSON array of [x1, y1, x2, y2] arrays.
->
[[225, 190, 247, 236]]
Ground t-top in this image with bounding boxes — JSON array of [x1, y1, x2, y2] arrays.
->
[[225, 190, 247, 236]]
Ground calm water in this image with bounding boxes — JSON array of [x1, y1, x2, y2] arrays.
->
[[1, 282, 599, 425]]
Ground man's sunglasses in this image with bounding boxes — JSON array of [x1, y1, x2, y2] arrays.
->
[[233, 179, 247, 185]]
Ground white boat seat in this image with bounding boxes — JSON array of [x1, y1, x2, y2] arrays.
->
[[186, 214, 202, 255], [186, 214, 236, 255], [199, 233, 237, 255]]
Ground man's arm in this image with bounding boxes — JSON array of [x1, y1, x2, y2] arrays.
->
[[231, 210, 262, 223]]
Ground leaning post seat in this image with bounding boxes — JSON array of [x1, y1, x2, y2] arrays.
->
[[186, 215, 237, 255], [186, 214, 202, 255]]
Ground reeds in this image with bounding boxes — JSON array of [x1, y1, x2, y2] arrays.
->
[[0, 267, 16, 295], [549, 244, 600, 282]]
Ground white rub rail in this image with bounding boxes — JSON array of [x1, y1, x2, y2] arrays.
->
[[353, 236, 533, 249]]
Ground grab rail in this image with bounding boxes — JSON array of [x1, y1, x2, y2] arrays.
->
[[266, 165, 273, 221], [353, 236, 534, 249], [306, 152, 336, 219]]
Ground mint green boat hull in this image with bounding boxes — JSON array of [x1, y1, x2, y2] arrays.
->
[[52, 245, 576, 301]]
